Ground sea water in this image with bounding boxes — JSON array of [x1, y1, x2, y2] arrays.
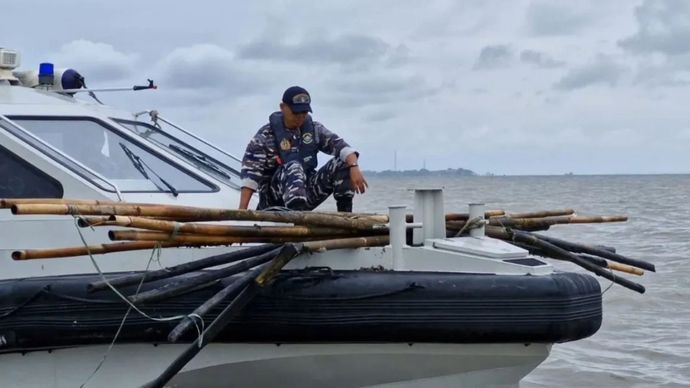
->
[[321, 174, 690, 387]]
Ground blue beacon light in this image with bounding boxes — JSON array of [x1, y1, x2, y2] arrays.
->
[[38, 62, 55, 85]]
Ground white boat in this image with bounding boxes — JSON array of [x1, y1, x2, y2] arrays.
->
[[0, 48, 602, 388]]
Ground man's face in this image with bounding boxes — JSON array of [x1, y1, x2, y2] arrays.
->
[[280, 103, 308, 129]]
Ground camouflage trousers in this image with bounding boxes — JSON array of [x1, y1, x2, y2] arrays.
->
[[258, 157, 354, 211]]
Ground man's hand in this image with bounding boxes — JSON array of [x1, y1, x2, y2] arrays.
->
[[350, 166, 368, 194]]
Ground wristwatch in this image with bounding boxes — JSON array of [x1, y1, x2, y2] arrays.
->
[[348, 163, 358, 168]]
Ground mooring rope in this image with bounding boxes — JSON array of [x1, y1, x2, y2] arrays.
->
[[453, 215, 486, 237], [71, 216, 205, 387]]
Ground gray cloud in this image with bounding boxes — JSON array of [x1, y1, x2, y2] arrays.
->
[[325, 73, 440, 109], [10, 0, 690, 174], [473, 45, 512, 70], [525, 2, 590, 36], [633, 60, 690, 87], [238, 34, 395, 66], [554, 56, 626, 90], [364, 110, 397, 122], [520, 49, 565, 68], [619, 0, 690, 56], [156, 44, 269, 95], [51, 40, 138, 82]]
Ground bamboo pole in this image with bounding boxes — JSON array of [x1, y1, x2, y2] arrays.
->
[[1, 198, 117, 208], [97, 215, 367, 238], [607, 261, 644, 276], [88, 244, 280, 291], [407, 210, 505, 223], [488, 215, 627, 228], [0, 198, 176, 209], [12, 241, 181, 260], [77, 216, 113, 227], [495, 209, 575, 219], [11, 203, 381, 230], [446, 214, 629, 232], [108, 230, 337, 244], [302, 235, 390, 252]]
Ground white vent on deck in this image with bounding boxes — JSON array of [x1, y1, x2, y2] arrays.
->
[[433, 237, 528, 259]]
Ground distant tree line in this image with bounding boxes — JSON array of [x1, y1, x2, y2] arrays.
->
[[363, 168, 477, 177]]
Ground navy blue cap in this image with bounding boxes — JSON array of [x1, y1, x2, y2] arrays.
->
[[282, 86, 312, 113]]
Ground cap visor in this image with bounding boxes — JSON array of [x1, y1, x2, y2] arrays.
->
[[290, 104, 312, 113]]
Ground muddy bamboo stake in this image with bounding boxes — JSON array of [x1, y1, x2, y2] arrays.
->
[[88, 244, 280, 291], [128, 248, 282, 304], [512, 242, 644, 276], [508, 230, 645, 293], [136, 236, 388, 303], [143, 283, 259, 388], [167, 264, 268, 343], [484, 226, 653, 273], [530, 232, 655, 272], [143, 244, 302, 388]]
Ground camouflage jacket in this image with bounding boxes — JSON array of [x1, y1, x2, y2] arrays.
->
[[241, 118, 357, 192]]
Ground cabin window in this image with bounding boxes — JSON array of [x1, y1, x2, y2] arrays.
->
[[6, 116, 218, 194], [0, 144, 63, 198], [115, 119, 241, 188]]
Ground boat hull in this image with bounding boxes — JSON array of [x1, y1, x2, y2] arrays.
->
[[0, 342, 550, 388]]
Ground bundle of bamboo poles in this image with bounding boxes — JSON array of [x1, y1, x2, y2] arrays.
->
[[4, 198, 653, 287], [2, 197, 655, 387]]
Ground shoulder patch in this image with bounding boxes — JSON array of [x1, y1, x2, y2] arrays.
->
[[302, 132, 313, 144]]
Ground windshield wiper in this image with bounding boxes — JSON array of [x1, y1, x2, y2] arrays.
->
[[119, 142, 179, 197], [120, 142, 149, 179], [168, 144, 233, 179]]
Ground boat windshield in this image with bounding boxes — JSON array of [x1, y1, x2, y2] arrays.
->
[[114, 118, 241, 189], [7, 116, 217, 193]]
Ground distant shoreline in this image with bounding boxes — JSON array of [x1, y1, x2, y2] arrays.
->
[[362, 171, 690, 177], [362, 168, 477, 177]]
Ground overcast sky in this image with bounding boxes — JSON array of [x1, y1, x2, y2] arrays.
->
[[3, 0, 690, 175]]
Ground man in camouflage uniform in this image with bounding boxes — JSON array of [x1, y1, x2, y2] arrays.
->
[[239, 86, 368, 212]]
